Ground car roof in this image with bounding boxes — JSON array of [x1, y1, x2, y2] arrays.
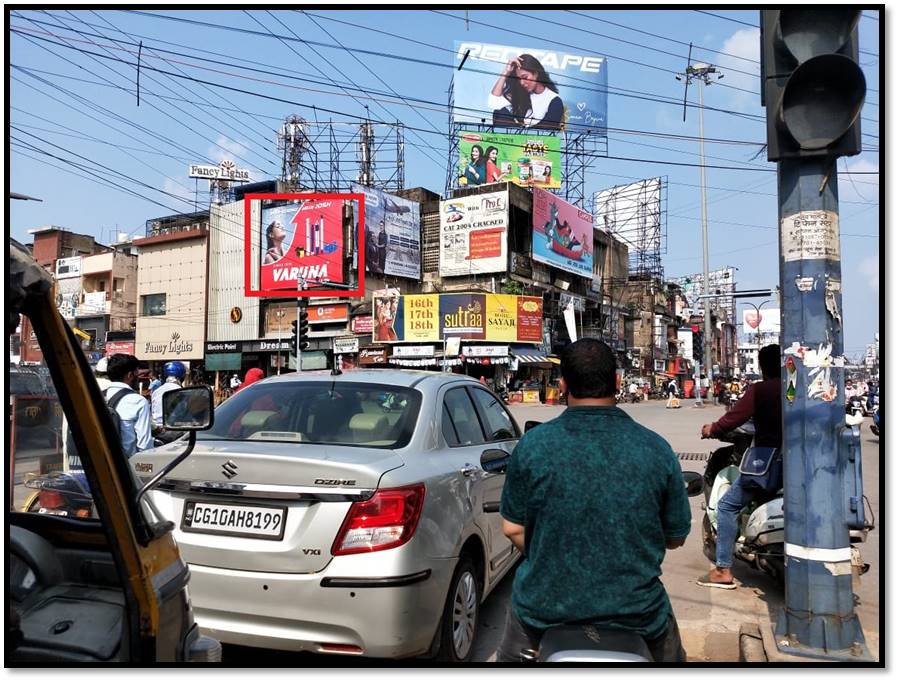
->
[[258, 370, 481, 390]]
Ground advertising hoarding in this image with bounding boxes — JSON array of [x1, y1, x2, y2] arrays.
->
[[452, 41, 608, 133], [55, 278, 81, 320], [457, 131, 561, 189], [351, 316, 374, 335], [372, 293, 542, 343], [260, 198, 345, 290], [55, 256, 82, 279], [532, 188, 594, 278], [439, 190, 508, 277], [309, 303, 349, 324], [350, 183, 421, 279], [742, 308, 781, 335], [671, 267, 737, 324]]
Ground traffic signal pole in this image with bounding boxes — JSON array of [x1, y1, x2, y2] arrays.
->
[[761, 10, 870, 660]]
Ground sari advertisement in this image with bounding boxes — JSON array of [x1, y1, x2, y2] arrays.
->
[[260, 199, 345, 290], [457, 131, 561, 189], [531, 188, 594, 279], [452, 41, 607, 133], [371, 293, 542, 343]]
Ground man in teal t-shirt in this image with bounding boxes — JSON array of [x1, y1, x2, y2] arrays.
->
[[498, 338, 692, 662]]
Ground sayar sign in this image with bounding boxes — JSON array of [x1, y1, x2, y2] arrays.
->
[[531, 188, 594, 278], [372, 293, 542, 343], [452, 41, 607, 133]]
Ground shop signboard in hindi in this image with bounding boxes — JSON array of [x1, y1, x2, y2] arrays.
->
[[439, 190, 508, 277], [351, 316, 374, 335], [260, 198, 345, 290], [452, 40, 607, 133], [532, 188, 594, 278], [351, 183, 421, 280], [457, 131, 561, 189]]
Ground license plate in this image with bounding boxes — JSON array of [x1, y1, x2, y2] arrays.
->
[[181, 501, 287, 540]]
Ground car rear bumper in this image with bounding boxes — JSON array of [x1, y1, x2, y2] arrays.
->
[[188, 558, 455, 658]]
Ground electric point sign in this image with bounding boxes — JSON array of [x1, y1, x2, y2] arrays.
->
[[243, 193, 365, 298]]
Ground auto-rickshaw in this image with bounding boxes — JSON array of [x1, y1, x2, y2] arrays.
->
[[8, 239, 220, 663]]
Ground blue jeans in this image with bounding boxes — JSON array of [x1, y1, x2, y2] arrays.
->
[[715, 475, 764, 569]]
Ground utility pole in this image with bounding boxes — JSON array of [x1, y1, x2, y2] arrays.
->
[[762, 10, 869, 660], [678, 60, 724, 403]]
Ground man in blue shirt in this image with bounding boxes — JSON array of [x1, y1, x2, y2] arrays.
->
[[105, 354, 153, 457], [498, 338, 691, 662]]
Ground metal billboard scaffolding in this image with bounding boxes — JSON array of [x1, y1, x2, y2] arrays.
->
[[592, 177, 668, 281], [277, 115, 405, 193], [445, 83, 608, 206], [670, 266, 738, 324]]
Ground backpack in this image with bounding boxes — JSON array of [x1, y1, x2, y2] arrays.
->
[[104, 386, 135, 446]]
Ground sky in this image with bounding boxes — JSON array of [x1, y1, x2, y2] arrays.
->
[[7, 6, 881, 360]]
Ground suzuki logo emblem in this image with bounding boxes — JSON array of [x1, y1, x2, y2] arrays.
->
[[222, 460, 239, 479]]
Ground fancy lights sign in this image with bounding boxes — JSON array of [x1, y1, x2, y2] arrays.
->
[[188, 159, 250, 182], [144, 332, 195, 357]]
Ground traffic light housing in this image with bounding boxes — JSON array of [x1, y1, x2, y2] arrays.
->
[[289, 319, 299, 356], [691, 325, 704, 362], [761, 10, 865, 161], [297, 308, 310, 351]]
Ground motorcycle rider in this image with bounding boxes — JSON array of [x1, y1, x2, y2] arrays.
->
[[497, 338, 691, 662], [151, 361, 187, 443], [698, 344, 782, 589]]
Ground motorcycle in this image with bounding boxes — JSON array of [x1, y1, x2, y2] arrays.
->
[[21, 469, 95, 518], [846, 395, 865, 418], [699, 423, 870, 587], [870, 407, 880, 437]]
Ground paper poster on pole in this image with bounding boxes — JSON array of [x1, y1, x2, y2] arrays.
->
[[781, 211, 840, 262]]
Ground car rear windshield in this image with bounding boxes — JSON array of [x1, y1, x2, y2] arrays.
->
[[199, 382, 422, 449], [11, 372, 44, 395]]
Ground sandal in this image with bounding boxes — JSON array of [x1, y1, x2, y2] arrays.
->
[[696, 572, 737, 589]]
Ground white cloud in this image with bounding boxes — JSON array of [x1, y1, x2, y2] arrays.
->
[[840, 157, 879, 202], [208, 135, 248, 164], [162, 177, 196, 206], [859, 254, 879, 292], [714, 28, 761, 113]]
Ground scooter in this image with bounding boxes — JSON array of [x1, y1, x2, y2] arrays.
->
[[21, 469, 95, 518], [870, 407, 880, 437], [700, 423, 871, 587], [846, 395, 865, 418]]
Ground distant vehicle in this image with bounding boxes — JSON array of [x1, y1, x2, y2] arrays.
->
[[133, 371, 521, 660]]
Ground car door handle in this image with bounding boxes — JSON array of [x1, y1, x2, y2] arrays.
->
[[460, 464, 479, 477]]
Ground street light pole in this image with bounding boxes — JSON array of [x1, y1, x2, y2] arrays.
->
[[679, 62, 724, 404]]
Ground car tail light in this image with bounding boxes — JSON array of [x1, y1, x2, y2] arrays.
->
[[316, 643, 363, 655], [331, 484, 425, 556], [39, 489, 65, 509]]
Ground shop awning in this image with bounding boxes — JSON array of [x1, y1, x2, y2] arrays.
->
[[510, 345, 552, 366]]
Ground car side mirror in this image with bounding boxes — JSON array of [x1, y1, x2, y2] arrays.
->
[[524, 420, 542, 432], [683, 471, 704, 497], [163, 386, 214, 431], [481, 448, 510, 474]]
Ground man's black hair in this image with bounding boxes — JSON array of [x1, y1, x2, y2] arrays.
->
[[107, 353, 139, 382], [560, 338, 617, 399], [758, 344, 781, 379]]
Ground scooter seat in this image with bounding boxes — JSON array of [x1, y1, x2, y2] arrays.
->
[[538, 624, 652, 662]]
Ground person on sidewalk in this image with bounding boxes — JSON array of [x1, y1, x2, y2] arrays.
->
[[697, 344, 782, 589], [105, 353, 153, 457], [497, 339, 692, 662]]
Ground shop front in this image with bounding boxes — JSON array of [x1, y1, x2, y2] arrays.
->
[[509, 344, 555, 404], [458, 344, 509, 390]]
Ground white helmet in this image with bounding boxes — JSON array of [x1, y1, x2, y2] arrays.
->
[[95, 357, 108, 374]]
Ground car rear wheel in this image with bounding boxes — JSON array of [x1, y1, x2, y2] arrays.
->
[[436, 555, 481, 662]]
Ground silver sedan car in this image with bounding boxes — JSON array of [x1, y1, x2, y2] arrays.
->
[[133, 370, 520, 660]]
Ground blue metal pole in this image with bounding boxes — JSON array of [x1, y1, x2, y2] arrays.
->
[[775, 157, 869, 659]]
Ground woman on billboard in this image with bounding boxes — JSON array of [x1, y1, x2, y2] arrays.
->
[[489, 54, 564, 130], [263, 220, 289, 264], [484, 146, 508, 183], [463, 144, 486, 186]]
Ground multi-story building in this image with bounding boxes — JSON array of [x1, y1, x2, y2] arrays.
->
[[75, 248, 138, 354], [133, 211, 209, 373]]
